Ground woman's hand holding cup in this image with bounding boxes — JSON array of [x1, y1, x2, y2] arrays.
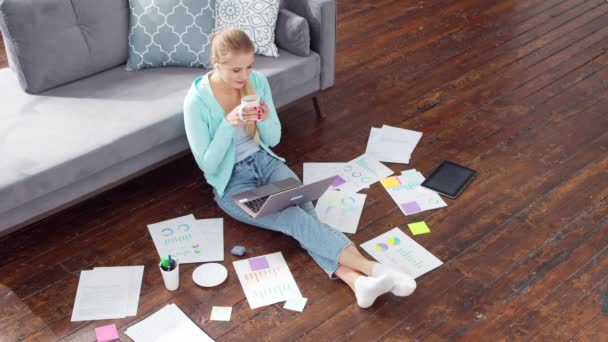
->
[[226, 106, 248, 126], [238, 95, 262, 122], [258, 99, 269, 122], [226, 95, 267, 126], [238, 104, 260, 122]]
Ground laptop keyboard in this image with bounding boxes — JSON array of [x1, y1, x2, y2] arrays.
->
[[243, 195, 270, 213]]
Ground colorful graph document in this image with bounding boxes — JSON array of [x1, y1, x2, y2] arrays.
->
[[71, 266, 144, 321], [315, 190, 366, 234], [365, 125, 422, 164], [303, 163, 345, 184], [331, 154, 394, 193], [381, 169, 447, 216], [361, 227, 443, 279], [126, 303, 214, 342], [147, 215, 224, 264], [233, 252, 302, 309]]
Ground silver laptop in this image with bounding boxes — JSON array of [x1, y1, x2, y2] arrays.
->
[[232, 176, 337, 218]]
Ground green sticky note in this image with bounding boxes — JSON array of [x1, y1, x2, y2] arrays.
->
[[408, 221, 431, 235]]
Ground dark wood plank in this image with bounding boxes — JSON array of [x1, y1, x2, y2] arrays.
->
[[571, 315, 608, 341], [529, 276, 608, 341], [303, 77, 608, 341], [296, 4, 608, 333], [0, 32, 7, 68]]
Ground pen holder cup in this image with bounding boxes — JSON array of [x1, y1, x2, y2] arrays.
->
[[159, 259, 179, 291]]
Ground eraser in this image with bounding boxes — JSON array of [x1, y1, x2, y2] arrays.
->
[[231, 245, 246, 256]]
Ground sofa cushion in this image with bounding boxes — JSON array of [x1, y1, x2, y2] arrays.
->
[[126, 0, 215, 71], [253, 48, 319, 107], [275, 9, 310, 57], [0, 48, 320, 215], [215, 0, 280, 57], [0, 0, 130, 94]]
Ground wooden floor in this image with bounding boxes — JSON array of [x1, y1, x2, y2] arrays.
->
[[1, 0, 607, 340]]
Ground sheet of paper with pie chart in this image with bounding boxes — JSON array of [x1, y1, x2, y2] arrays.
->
[[361, 227, 443, 279], [147, 214, 224, 264]]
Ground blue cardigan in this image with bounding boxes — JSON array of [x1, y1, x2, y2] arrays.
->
[[183, 70, 284, 198]]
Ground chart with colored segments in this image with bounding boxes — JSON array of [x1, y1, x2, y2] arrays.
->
[[243, 267, 283, 282], [361, 227, 443, 279], [332, 154, 394, 193], [147, 215, 224, 263], [381, 169, 447, 216], [233, 252, 302, 309], [315, 190, 366, 234]]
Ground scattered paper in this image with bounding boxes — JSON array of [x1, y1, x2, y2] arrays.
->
[[303, 163, 345, 184], [365, 125, 422, 164], [361, 227, 443, 279], [332, 154, 393, 193], [147, 215, 224, 263], [408, 221, 431, 235], [284, 297, 308, 312], [210, 306, 232, 321], [126, 304, 214, 342], [233, 252, 302, 309], [71, 266, 144, 321], [71, 270, 127, 321], [93, 266, 144, 316], [95, 324, 119, 342], [194, 218, 224, 262], [315, 191, 366, 234], [381, 170, 447, 216]]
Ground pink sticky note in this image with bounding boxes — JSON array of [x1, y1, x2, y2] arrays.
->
[[95, 324, 118, 342]]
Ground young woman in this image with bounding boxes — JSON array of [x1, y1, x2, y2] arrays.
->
[[183, 29, 416, 308]]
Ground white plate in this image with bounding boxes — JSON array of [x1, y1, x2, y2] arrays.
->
[[192, 263, 228, 287]]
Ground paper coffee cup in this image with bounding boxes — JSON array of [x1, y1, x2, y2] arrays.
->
[[238, 95, 260, 121], [159, 259, 179, 291]]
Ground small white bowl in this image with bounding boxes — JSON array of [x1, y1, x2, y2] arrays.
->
[[192, 263, 228, 287]]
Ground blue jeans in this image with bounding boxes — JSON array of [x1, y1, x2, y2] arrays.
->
[[213, 150, 352, 278]]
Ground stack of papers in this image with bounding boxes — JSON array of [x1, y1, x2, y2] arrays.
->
[[147, 214, 224, 263], [381, 169, 447, 216], [361, 227, 443, 279], [233, 252, 302, 309], [71, 266, 144, 321], [331, 154, 394, 193], [126, 303, 214, 342], [366, 125, 422, 164]]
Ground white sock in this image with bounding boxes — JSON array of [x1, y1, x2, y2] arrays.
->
[[354, 275, 393, 308], [372, 263, 417, 297]]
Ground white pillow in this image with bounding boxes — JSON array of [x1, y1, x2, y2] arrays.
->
[[215, 0, 280, 57]]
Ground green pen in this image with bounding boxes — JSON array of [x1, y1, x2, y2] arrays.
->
[[161, 258, 169, 271]]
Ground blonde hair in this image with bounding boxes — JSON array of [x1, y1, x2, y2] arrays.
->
[[211, 28, 259, 144]]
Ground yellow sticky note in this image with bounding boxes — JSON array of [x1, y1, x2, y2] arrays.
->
[[381, 176, 401, 188], [408, 221, 430, 235]]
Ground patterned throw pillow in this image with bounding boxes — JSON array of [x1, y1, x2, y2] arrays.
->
[[215, 0, 280, 57], [127, 0, 215, 70]]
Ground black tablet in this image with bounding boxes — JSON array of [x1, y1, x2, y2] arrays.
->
[[421, 160, 477, 198]]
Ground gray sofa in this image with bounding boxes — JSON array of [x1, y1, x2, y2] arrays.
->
[[0, 0, 336, 234]]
